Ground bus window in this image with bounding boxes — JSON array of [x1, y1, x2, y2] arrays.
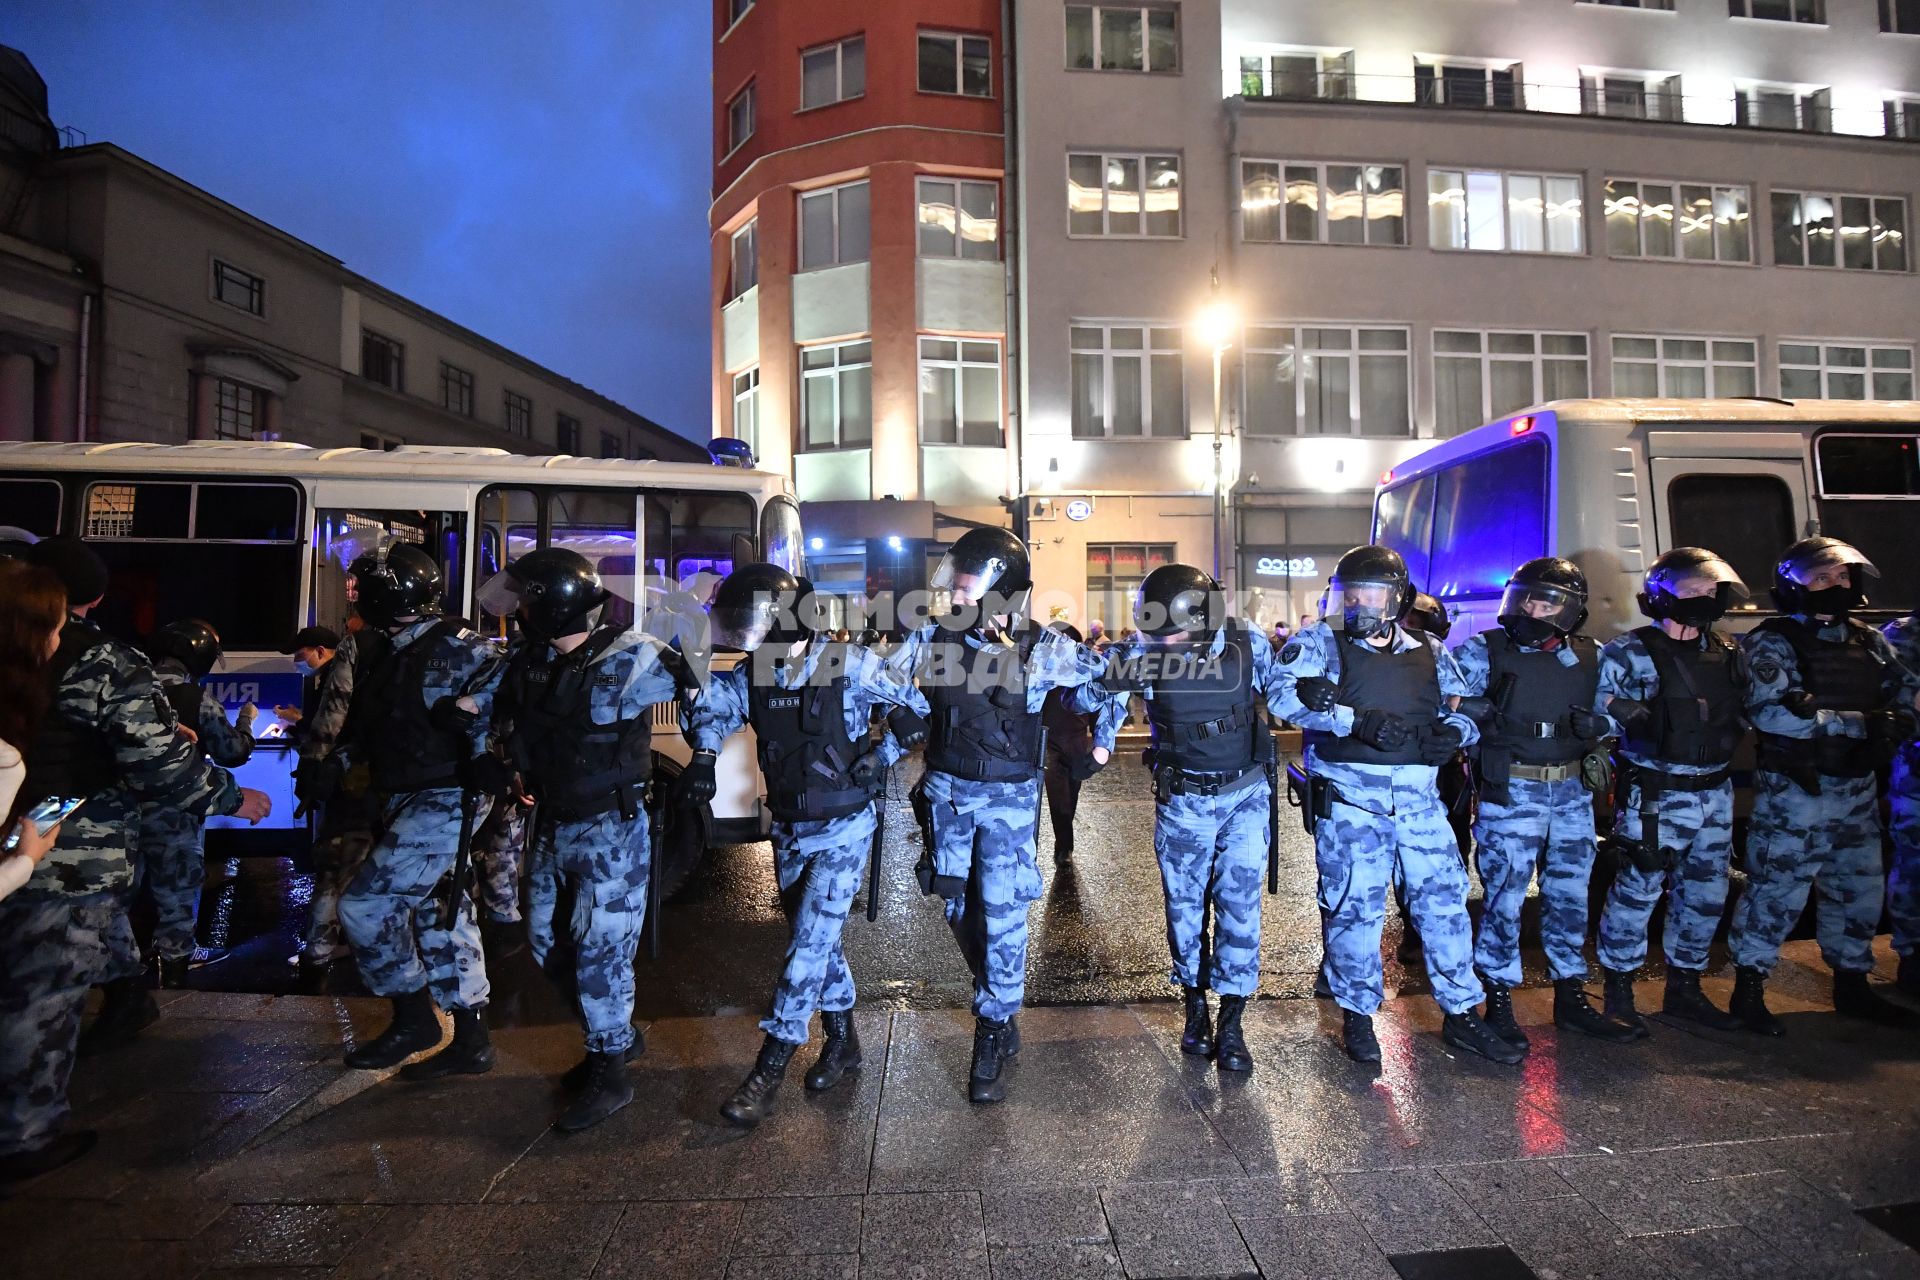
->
[[643, 490, 755, 606], [761, 494, 803, 575], [85, 480, 302, 650], [473, 487, 538, 638], [551, 488, 641, 628], [1374, 473, 1436, 588], [1667, 473, 1793, 604], [313, 509, 467, 637], [0, 478, 61, 536], [1814, 432, 1920, 612], [1426, 439, 1549, 600]]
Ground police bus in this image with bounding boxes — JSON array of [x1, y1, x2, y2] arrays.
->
[[0, 439, 802, 894], [1370, 398, 1920, 642]]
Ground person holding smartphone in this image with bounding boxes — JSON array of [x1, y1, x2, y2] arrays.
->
[[0, 561, 68, 903]]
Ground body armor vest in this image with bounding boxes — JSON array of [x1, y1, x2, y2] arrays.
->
[[1754, 616, 1888, 779], [1481, 630, 1600, 765], [925, 624, 1045, 783], [746, 641, 875, 822], [505, 626, 653, 819], [1306, 632, 1439, 766], [22, 618, 116, 805], [1622, 626, 1745, 768], [1145, 622, 1272, 775], [351, 620, 466, 791]]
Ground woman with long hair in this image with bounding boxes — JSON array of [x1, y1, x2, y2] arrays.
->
[[0, 559, 70, 900]]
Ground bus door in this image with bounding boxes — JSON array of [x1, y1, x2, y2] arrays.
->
[[1647, 439, 1810, 606]]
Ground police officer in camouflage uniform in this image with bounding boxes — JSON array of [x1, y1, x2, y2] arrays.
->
[[1593, 547, 1750, 1036], [0, 538, 269, 1185], [1090, 564, 1284, 1073], [1452, 559, 1636, 1049], [1725, 538, 1920, 1032], [331, 541, 506, 1078], [483, 548, 693, 1130], [1275, 545, 1519, 1067], [292, 621, 382, 990], [1884, 606, 1920, 997], [890, 528, 1110, 1103], [685, 563, 928, 1128]]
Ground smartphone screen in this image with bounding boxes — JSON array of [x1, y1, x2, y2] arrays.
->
[[3, 796, 83, 851]]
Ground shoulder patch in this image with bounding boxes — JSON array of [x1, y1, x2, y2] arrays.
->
[[1280, 642, 1302, 664]]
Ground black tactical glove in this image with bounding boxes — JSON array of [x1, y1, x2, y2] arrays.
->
[[461, 752, 517, 798], [1455, 695, 1496, 726], [1607, 697, 1653, 734], [1416, 720, 1462, 765], [1867, 708, 1920, 754], [1778, 689, 1818, 720], [850, 751, 885, 787], [1566, 705, 1612, 741], [888, 706, 929, 750], [1351, 709, 1411, 750], [293, 757, 341, 815], [674, 751, 717, 808], [429, 697, 477, 736], [1295, 676, 1339, 713]]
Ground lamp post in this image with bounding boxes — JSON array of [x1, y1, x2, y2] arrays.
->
[[1196, 298, 1237, 583]]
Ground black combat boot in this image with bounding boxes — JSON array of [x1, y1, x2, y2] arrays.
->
[[721, 1035, 797, 1128], [1662, 967, 1742, 1030], [1003, 1015, 1022, 1059], [157, 956, 191, 989], [0, 1130, 98, 1187], [1180, 987, 1214, 1058], [344, 987, 442, 1069], [1481, 982, 1530, 1052], [1729, 965, 1784, 1037], [402, 1005, 495, 1080], [805, 1011, 863, 1091], [1442, 1008, 1526, 1066], [554, 1051, 636, 1132], [1342, 1009, 1381, 1063], [968, 1017, 1012, 1104], [1601, 967, 1650, 1039], [77, 977, 160, 1057], [1215, 995, 1254, 1073], [1900, 952, 1920, 997], [562, 1037, 643, 1092], [1833, 970, 1920, 1028], [1554, 978, 1640, 1043]]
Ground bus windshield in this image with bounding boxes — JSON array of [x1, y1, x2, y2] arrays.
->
[[1814, 431, 1920, 612], [1375, 437, 1549, 600]]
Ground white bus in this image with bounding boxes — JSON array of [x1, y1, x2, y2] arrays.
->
[[0, 439, 802, 895], [1370, 399, 1920, 642]]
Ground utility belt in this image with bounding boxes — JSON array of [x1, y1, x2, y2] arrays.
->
[[1510, 760, 1582, 783], [538, 773, 647, 824], [1604, 758, 1732, 876], [925, 753, 1040, 784], [1755, 732, 1878, 795], [1284, 760, 1343, 837], [765, 784, 876, 824], [1152, 759, 1264, 803]]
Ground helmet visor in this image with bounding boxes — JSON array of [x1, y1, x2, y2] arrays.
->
[[708, 597, 778, 652], [930, 546, 1012, 607], [475, 569, 526, 620], [1498, 581, 1583, 631], [1653, 553, 1750, 602], [1329, 576, 1399, 611], [1783, 542, 1879, 586]]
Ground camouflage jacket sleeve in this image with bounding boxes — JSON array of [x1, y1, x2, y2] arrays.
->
[[1080, 637, 1140, 753], [95, 644, 238, 817], [1430, 635, 1480, 748], [1741, 627, 1846, 739], [197, 689, 256, 767], [1270, 624, 1355, 735], [441, 630, 507, 757], [1025, 627, 1108, 709], [683, 662, 749, 756], [1450, 633, 1492, 697], [1868, 624, 1920, 715], [1596, 633, 1653, 736], [847, 642, 929, 721]]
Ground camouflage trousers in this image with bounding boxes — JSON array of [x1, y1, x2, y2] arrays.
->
[[476, 800, 527, 924], [527, 808, 648, 1055], [1472, 775, 1598, 985], [1152, 775, 1268, 997], [1888, 747, 1920, 958], [762, 803, 876, 1044], [340, 789, 491, 1010], [301, 796, 376, 966], [926, 772, 1044, 1023], [1316, 783, 1484, 1016], [1729, 770, 1883, 975], [0, 891, 124, 1156], [135, 802, 205, 962], [1596, 777, 1732, 973]]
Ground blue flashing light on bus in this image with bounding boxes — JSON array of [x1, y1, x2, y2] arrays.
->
[[708, 438, 757, 469]]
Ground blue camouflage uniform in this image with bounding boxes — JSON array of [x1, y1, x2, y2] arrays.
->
[[0, 615, 241, 1159], [476, 800, 526, 925], [1087, 624, 1284, 997], [1452, 632, 1599, 986], [891, 623, 1108, 1022], [1273, 622, 1483, 1016], [337, 618, 503, 1012], [688, 641, 927, 1045], [1885, 614, 1920, 962], [1728, 618, 1920, 975]]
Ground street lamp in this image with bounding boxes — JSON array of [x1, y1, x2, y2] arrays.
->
[[1196, 297, 1237, 583]]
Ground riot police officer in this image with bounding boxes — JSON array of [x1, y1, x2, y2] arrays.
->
[[1391, 591, 1469, 966], [890, 528, 1109, 1103], [484, 548, 694, 1130], [1884, 604, 1920, 996], [1275, 545, 1518, 1067], [683, 563, 927, 1128], [332, 541, 505, 1078], [1593, 547, 1750, 1035], [1452, 558, 1635, 1048], [1090, 564, 1285, 1072], [1725, 538, 1920, 1031]]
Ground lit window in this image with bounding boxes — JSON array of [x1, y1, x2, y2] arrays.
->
[[1067, 151, 1182, 238], [1241, 160, 1404, 246], [1069, 323, 1186, 439], [917, 177, 999, 260], [801, 35, 865, 110], [1603, 178, 1751, 263], [1428, 168, 1583, 254], [798, 180, 870, 270]]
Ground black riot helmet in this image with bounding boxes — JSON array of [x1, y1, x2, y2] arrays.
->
[[146, 619, 223, 679], [477, 547, 611, 642], [1329, 544, 1414, 640], [1403, 592, 1452, 642], [1498, 557, 1589, 647], [1134, 563, 1223, 639], [930, 527, 1032, 619], [707, 561, 806, 653], [1637, 546, 1748, 627], [1769, 536, 1878, 617], [347, 541, 443, 628]]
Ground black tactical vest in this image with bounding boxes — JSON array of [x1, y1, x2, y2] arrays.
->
[[1145, 622, 1272, 775], [925, 623, 1045, 783], [1306, 631, 1439, 766], [1753, 616, 1889, 778], [22, 618, 117, 804], [1481, 630, 1601, 765], [745, 641, 875, 822], [350, 619, 466, 791], [1622, 626, 1745, 768], [504, 626, 654, 819]]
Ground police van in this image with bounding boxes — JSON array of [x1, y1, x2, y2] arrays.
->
[[0, 439, 802, 896]]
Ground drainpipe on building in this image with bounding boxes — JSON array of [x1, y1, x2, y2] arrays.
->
[[74, 291, 93, 442], [1000, 0, 1024, 546]]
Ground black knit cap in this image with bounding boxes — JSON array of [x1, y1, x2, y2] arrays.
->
[[26, 535, 110, 607]]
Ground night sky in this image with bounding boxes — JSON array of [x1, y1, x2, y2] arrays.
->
[[7, 1, 713, 438]]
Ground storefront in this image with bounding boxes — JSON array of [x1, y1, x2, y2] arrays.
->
[[1235, 542, 1351, 634]]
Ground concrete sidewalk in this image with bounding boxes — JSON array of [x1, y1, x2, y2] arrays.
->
[[7, 942, 1920, 1279]]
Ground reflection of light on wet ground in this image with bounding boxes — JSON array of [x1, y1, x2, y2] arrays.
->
[[1370, 1017, 1424, 1148], [198, 857, 244, 953], [1517, 1041, 1565, 1156]]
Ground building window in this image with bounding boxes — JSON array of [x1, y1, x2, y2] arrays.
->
[[1070, 324, 1185, 439], [211, 259, 266, 316], [1241, 161, 1404, 246], [1603, 179, 1751, 263], [726, 82, 754, 154], [732, 367, 760, 455], [1577, 0, 1674, 8], [1067, 152, 1182, 238], [1886, 0, 1920, 33], [1428, 169, 1583, 254], [213, 378, 260, 440], [600, 431, 624, 460], [801, 339, 874, 449], [729, 219, 758, 300], [1088, 544, 1175, 635], [1064, 5, 1180, 74], [556, 413, 581, 454], [801, 35, 865, 110], [439, 362, 474, 417], [1734, 84, 1829, 132], [725, 0, 754, 27], [1580, 70, 1682, 121], [361, 329, 404, 390], [1239, 49, 1352, 99], [917, 178, 999, 260], [1780, 342, 1914, 400], [1433, 330, 1590, 436], [1414, 59, 1524, 109], [919, 338, 1002, 446], [1887, 98, 1920, 140], [1611, 335, 1758, 397], [919, 30, 992, 96], [504, 390, 532, 437], [1730, 0, 1824, 22], [798, 180, 871, 270], [1243, 326, 1410, 437], [1771, 191, 1908, 272]]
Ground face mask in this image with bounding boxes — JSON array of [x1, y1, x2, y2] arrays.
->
[[1343, 605, 1391, 639], [1801, 585, 1861, 617], [1499, 614, 1559, 648], [1664, 595, 1725, 629]]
